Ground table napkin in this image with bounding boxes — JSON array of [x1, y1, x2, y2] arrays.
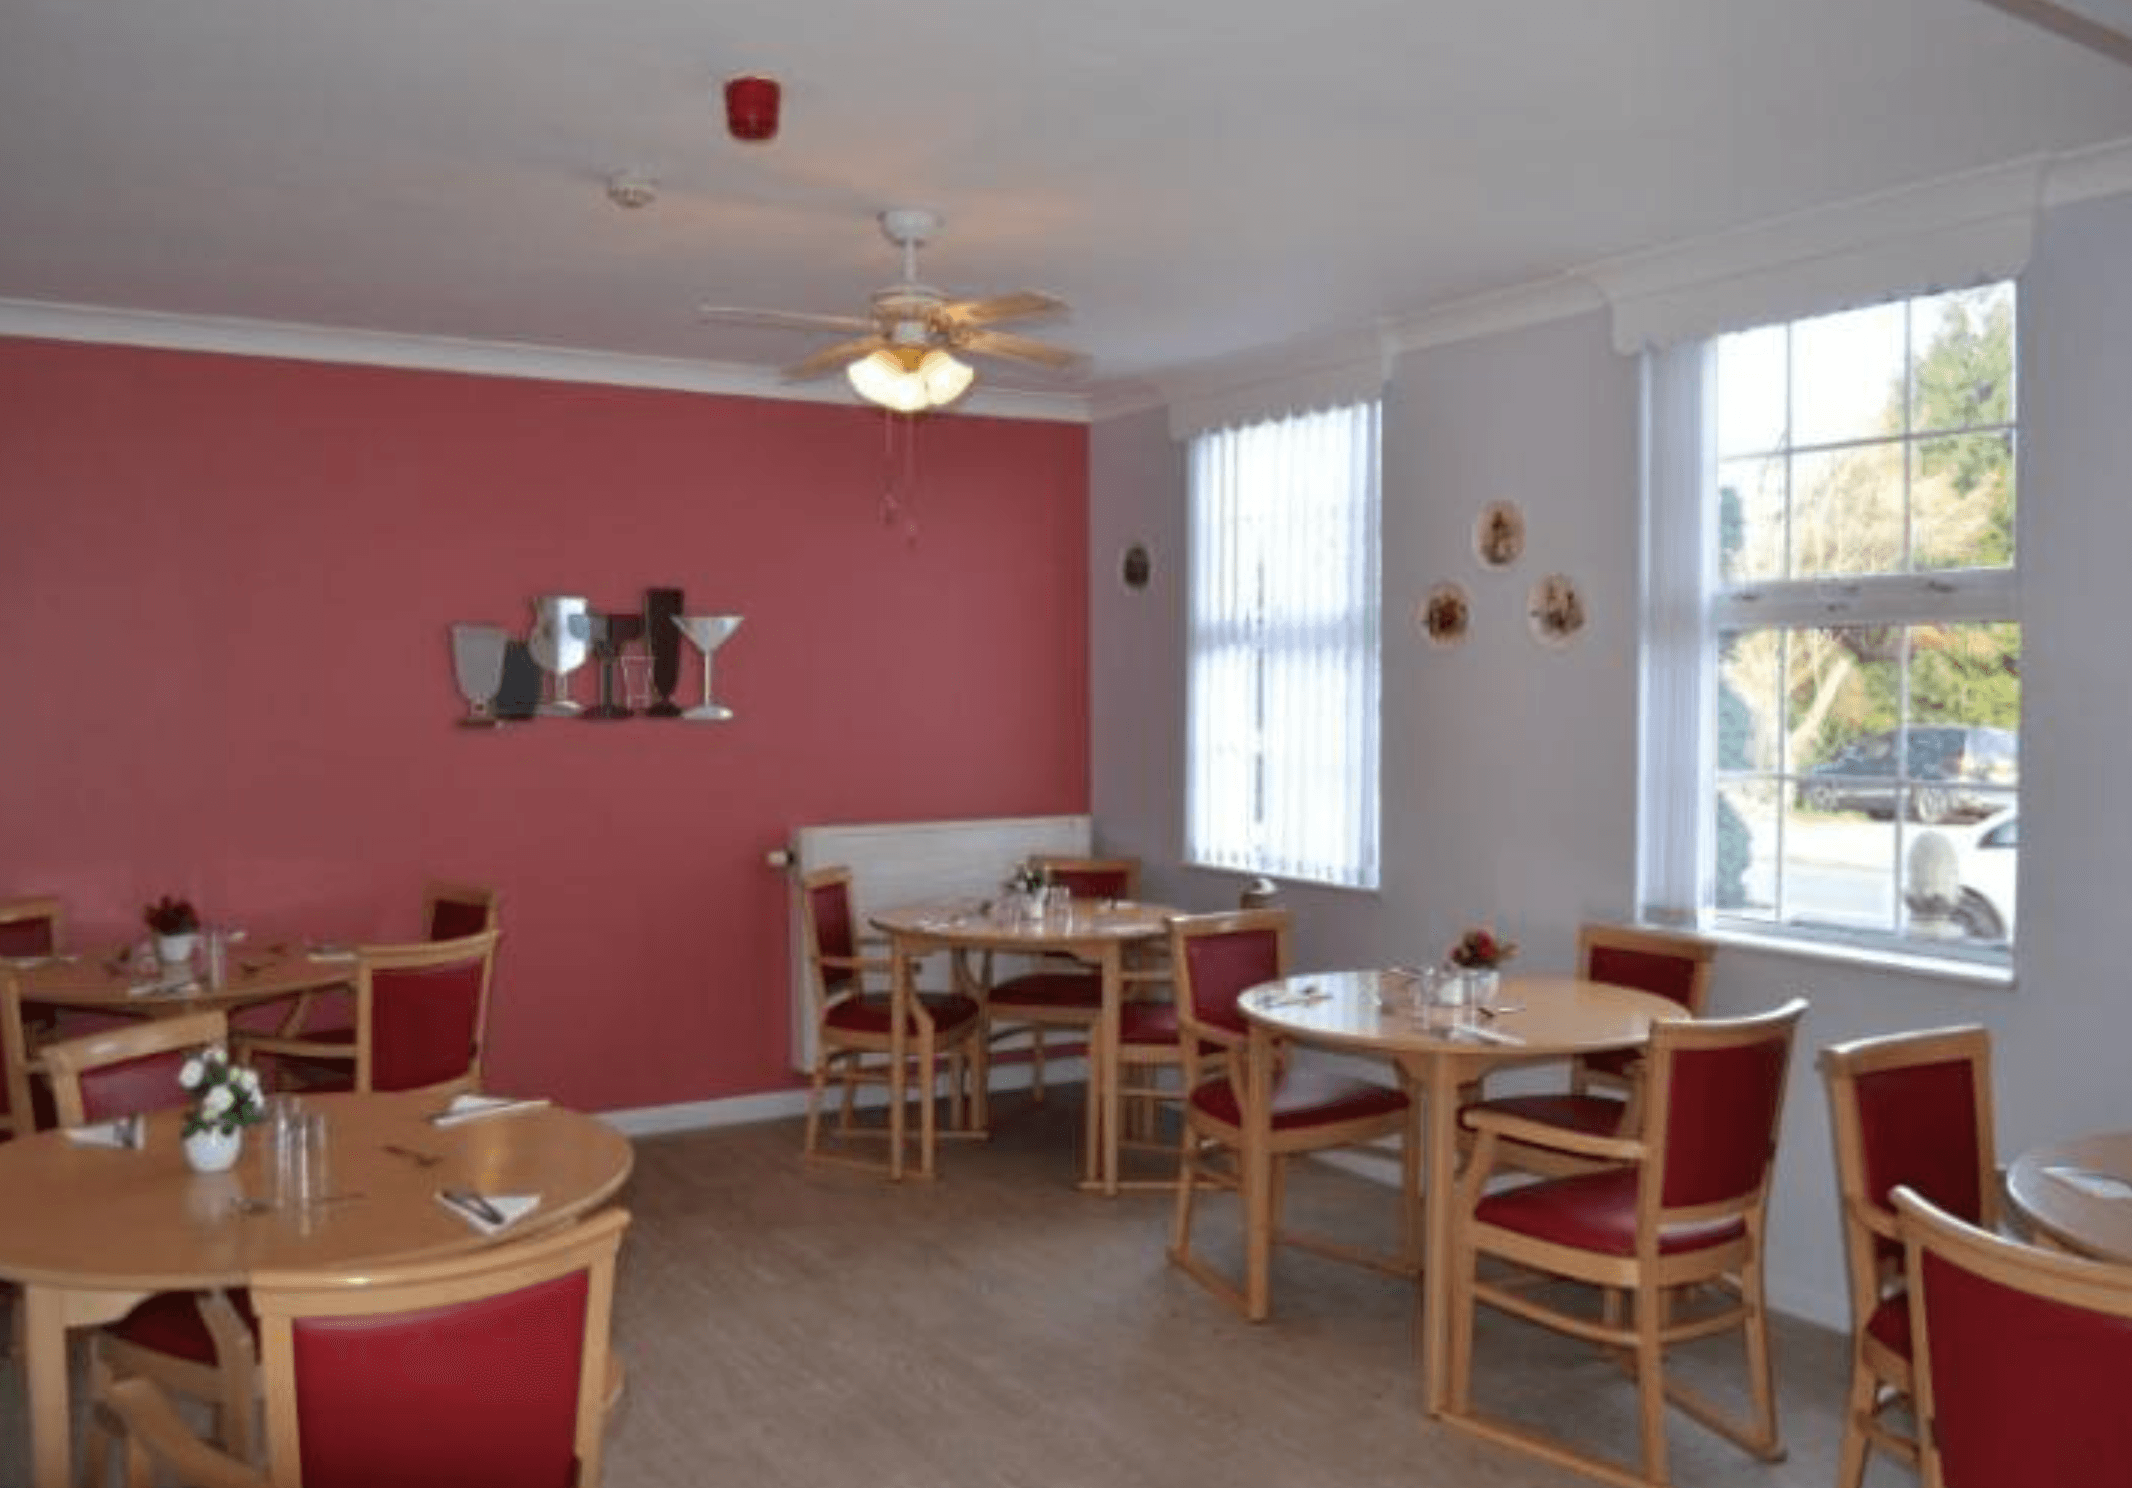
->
[[434, 1189, 542, 1236], [428, 1093, 552, 1128], [64, 1116, 143, 1149], [2045, 1165, 2132, 1200], [1443, 1020, 1525, 1047]]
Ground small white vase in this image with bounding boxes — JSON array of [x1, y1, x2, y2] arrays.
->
[[183, 1126, 242, 1174], [1462, 968, 1501, 1007], [157, 931, 200, 969]]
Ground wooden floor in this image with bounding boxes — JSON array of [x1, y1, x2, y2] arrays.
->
[[6, 1096, 1916, 1487]]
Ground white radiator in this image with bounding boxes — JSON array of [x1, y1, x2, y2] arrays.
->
[[786, 813, 1092, 1073]]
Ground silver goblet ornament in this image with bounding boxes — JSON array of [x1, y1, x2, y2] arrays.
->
[[529, 594, 592, 716]]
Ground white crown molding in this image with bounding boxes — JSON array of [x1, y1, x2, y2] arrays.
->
[[1384, 274, 1609, 355], [1084, 377, 1170, 424], [2043, 133, 2132, 205], [0, 299, 1095, 425], [1156, 325, 1395, 438]]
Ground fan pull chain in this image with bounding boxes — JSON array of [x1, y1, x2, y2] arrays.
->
[[879, 409, 922, 545]]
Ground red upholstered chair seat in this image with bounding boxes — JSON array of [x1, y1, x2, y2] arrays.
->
[[110, 1289, 260, 1365], [1474, 1167, 1748, 1257], [986, 969, 1102, 1010], [826, 993, 979, 1038], [1189, 1067, 1408, 1132], [1461, 1091, 1628, 1139], [1866, 1290, 1912, 1357]]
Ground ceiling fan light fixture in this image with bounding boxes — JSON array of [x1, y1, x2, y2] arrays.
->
[[918, 348, 974, 404], [846, 346, 973, 413]]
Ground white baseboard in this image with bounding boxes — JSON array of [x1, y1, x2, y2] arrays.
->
[[598, 1057, 1087, 1139]]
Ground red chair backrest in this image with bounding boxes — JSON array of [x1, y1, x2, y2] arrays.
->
[[1857, 1055, 1988, 1260], [78, 1050, 194, 1124], [427, 898, 492, 942], [0, 915, 56, 957], [1050, 866, 1133, 900], [805, 875, 860, 997], [370, 956, 487, 1092], [1180, 925, 1282, 1038], [1914, 1227, 2132, 1488], [1656, 1007, 1800, 1210], [291, 1270, 590, 1488], [1587, 944, 1702, 1012]]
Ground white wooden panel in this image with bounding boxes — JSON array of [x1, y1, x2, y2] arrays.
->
[[787, 814, 1092, 1073]]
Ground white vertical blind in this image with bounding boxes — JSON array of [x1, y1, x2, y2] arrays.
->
[[1186, 400, 1381, 889], [1636, 342, 1716, 923]]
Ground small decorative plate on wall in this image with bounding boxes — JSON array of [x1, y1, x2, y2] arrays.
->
[[1474, 500, 1525, 569], [1418, 582, 1471, 648], [1120, 541, 1153, 592], [1527, 572, 1587, 649]]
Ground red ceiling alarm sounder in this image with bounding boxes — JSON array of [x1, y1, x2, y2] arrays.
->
[[725, 76, 781, 142]]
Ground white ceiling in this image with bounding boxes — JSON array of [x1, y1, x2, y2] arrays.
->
[[3, 0, 2130, 412]]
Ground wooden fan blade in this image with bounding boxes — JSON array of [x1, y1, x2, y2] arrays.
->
[[938, 291, 1068, 329], [956, 328, 1088, 373], [782, 337, 887, 382], [699, 305, 874, 335]]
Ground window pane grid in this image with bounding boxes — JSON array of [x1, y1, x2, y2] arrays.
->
[[1692, 282, 2019, 960]]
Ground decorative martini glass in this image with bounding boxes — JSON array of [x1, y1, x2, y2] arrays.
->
[[674, 615, 742, 722]]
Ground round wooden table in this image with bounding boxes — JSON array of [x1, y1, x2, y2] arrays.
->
[[8, 938, 357, 1016], [2006, 1130, 2132, 1262], [0, 1089, 633, 1488], [1241, 969, 1685, 1415], [871, 898, 1178, 1191], [5, 942, 363, 1139]]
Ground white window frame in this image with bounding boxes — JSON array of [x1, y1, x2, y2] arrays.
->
[[1185, 400, 1382, 890], [1639, 287, 2020, 970]]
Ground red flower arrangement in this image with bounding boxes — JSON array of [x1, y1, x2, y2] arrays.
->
[[1448, 927, 1517, 970]]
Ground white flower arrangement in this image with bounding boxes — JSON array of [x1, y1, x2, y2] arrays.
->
[[177, 1045, 267, 1137], [1006, 861, 1051, 897]]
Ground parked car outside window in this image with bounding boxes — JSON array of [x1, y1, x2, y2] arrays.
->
[[1796, 726, 2018, 824], [1917, 807, 2018, 942]]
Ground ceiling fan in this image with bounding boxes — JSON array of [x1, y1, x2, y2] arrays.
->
[[699, 207, 1085, 412]]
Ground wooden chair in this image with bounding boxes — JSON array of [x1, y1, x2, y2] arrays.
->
[[423, 879, 501, 941], [1819, 1024, 1998, 1488], [0, 968, 40, 1141], [1460, 923, 1717, 1172], [799, 866, 982, 1180], [1892, 1184, 2132, 1488], [40, 1008, 229, 1128], [983, 855, 1142, 1104], [1166, 909, 1419, 1318], [96, 1207, 631, 1488], [0, 893, 65, 957], [236, 927, 500, 1096], [1446, 997, 1807, 1488], [37, 1011, 263, 1473]]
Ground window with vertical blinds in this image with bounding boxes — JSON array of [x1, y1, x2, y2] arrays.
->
[[1186, 400, 1382, 889]]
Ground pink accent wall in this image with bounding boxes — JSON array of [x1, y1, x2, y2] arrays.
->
[[0, 338, 1090, 1111]]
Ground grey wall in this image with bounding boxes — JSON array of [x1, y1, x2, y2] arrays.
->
[[1088, 189, 2132, 1330]]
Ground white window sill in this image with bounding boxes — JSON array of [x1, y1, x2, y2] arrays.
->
[[1692, 922, 2016, 990]]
